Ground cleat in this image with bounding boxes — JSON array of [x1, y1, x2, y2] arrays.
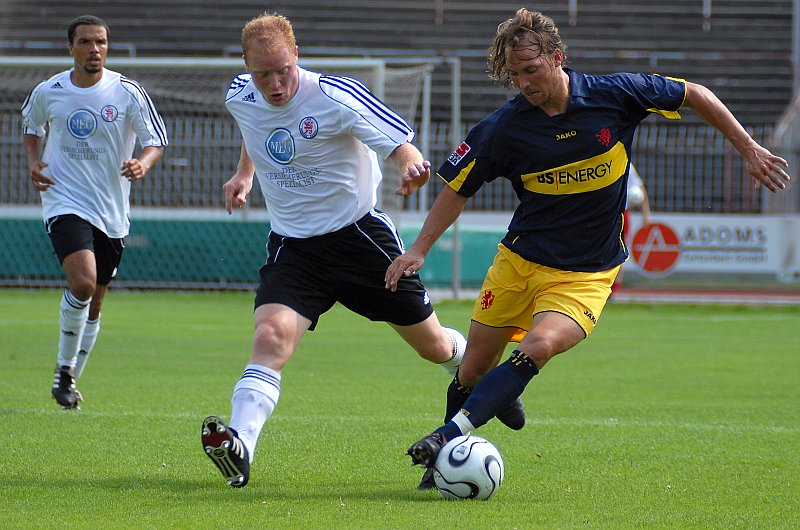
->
[[201, 416, 250, 488], [52, 364, 82, 409], [406, 431, 447, 469], [496, 397, 526, 430], [417, 467, 436, 490]]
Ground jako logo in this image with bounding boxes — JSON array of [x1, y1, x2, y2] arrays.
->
[[265, 128, 295, 165]]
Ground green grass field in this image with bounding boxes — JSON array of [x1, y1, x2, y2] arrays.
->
[[1, 289, 798, 529]]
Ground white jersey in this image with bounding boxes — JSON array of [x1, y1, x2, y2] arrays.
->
[[21, 68, 168, 238], [627, 164, 646, 208], [225, 66, 414, 238]]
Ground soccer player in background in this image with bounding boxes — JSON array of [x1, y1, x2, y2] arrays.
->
[[611, 163, 651, 293], [385, 8, 790, 488], [21, 15, 167, 410], [200, 13, 524, 489]]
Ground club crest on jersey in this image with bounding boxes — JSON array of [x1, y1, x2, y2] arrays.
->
[[447, 141, 471, 166], [67, 109, 97, 139], [266, 128, 295, 165], [596, 128, 612, 147], [298, 116, 318, 139], [100, 105, 118, 122]]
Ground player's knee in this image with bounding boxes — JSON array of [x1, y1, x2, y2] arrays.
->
[[519, 335, 562, 369], [416, 329, 457, 363], [69, 281, 96, 302], [457, 362, 492, 386], [252, 320, 294, 363]]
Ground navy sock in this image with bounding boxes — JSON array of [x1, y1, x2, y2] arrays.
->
[[444, 373, 471, 424], [438, 350, 539, 439]]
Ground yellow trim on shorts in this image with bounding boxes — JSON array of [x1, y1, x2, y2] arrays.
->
[[471, 244, 620, 341]]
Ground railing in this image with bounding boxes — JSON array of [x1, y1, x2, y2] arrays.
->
[[0, 111, 777, 215]]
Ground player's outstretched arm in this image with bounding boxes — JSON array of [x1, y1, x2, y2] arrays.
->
[[389, 142, 431, 196], [223, 143, 255, 214], [385, 185, 468, 292], [683, 81, 791, 192]]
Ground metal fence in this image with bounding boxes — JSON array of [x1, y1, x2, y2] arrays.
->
[[0, 110, 777, 215]]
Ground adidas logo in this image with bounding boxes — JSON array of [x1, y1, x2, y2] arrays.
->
[[50, 81, 63, 89], [242, 92, 256, 103]]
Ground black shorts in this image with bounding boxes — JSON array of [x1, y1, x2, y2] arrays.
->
[[45, 214, 124, 286], [254, 210, 434, 330]]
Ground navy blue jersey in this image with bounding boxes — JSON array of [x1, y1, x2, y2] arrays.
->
[[438, 68, 686, 272]]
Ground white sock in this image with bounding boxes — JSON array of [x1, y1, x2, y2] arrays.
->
[[75, 317, 100, 379], [230, 364, 281, 463], [57, 290, 91, 368], [438, 327, 466, 376], [451, 410, 476, 436]]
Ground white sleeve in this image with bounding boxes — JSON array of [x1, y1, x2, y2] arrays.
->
[[121, 77, 169, 147], [20, 81, 48, 137], [319, 75, 414, 159]]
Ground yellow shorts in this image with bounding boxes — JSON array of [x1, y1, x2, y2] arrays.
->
[[471, 244, 620, 342]]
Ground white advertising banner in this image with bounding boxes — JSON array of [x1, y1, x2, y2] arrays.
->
[[625, 213, 799, 278]]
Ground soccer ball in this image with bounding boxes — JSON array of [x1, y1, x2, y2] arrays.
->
[[433, 435, 505, 500]]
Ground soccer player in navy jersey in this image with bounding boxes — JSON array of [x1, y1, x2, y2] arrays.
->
[[200, 12, 511, 488], [22, 15, 167, 410], [385, 8, 791, 488]]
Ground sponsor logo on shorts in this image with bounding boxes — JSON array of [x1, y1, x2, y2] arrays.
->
[[583, 309, 597, 325]]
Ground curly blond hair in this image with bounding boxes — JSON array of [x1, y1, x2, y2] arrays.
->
[[488, 8, 567, 88]]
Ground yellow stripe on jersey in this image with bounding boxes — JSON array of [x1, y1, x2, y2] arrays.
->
[[441, 159, 477, 193], [521, 141, 629, 195], [646, 107, 682, 120], [656, 75, 688, 114]]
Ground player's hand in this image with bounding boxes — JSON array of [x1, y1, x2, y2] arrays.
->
[[30, 160, 55, 191], [223, 174, 253, 214], [385, 249, 425, 292], [395, 160, 431, 196], [743, 145, 791, 192], [121, 158, 150, 182]]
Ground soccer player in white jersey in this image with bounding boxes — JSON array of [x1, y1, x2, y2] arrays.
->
[[200, 12, 521, 489], [21, 15, 167, 409]]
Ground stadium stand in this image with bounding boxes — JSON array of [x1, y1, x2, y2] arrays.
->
[[0, 0, 793, 126]]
